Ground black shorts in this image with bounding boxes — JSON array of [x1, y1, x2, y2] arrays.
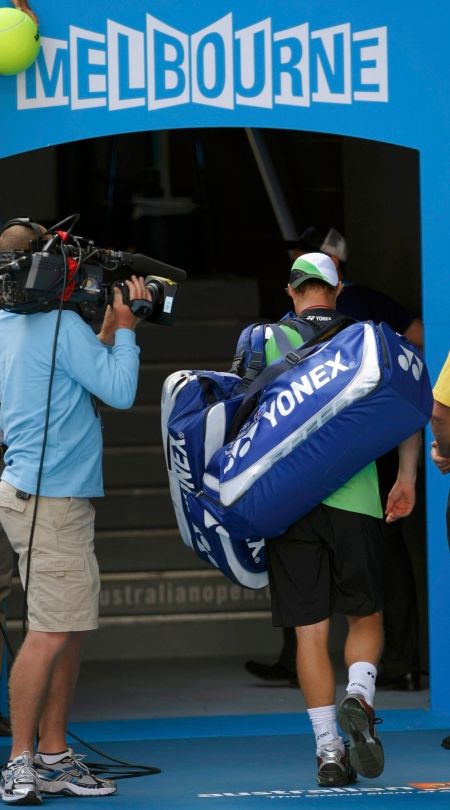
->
[[266, 503, 384, 627]]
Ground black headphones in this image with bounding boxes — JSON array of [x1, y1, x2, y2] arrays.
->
[[0, 217, 44, 252]]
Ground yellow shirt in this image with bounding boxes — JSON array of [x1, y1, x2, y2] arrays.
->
[[433, 353, 450, 407]]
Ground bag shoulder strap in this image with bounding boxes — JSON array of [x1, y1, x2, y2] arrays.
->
[[226, 314, 353, 442], [230, 321, 267, 385], [241, 314, 354, 405], [233, 315, 328, 383], [268, 317, 320, 357]]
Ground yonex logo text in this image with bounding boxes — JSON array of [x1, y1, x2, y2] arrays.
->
[[262, 351, 350, 429], [170, 434, 195, 493]]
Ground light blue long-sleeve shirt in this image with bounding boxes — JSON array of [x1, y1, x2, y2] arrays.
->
[[0, 309, 140, 497]]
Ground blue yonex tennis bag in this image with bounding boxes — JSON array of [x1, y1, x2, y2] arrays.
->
[[161, 368, 269, 588], [161, 320, 433, 587]]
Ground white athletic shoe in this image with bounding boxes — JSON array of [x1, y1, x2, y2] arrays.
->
[[0, 751, 42, 805], [34, 748, 116, 797]]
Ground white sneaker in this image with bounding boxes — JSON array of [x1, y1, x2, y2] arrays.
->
[[34, 748, 116, 797], [0, 751, 42, 805]]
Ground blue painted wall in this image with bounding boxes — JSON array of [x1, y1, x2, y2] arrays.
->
[[0, 0, 449, 708]]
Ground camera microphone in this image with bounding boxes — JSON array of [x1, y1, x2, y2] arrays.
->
[[108, 251, 187, 284]]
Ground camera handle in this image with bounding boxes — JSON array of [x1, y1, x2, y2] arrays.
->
[[111, 281, 154, 319]]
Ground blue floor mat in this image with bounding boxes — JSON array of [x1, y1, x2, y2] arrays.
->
[[2, 712, 450, 809]]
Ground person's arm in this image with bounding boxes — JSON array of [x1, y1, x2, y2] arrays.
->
[[430, 354, 450, 472], [11, 0, 38, 26], [430, 399, 450, 473], [339, 284, 424, 349], [385, 431, 422, 523], [403, 317, 423, 350], [431, 399, 450, 457], [59, 276, 151, 410]]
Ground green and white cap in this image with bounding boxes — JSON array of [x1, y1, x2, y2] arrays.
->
[[289, 252, 339, 289]]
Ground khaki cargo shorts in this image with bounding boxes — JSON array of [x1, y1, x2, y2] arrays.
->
[[0, 480, 100, 632]]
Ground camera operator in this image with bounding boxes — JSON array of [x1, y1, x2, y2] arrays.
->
[[0, 221, 151, 805]]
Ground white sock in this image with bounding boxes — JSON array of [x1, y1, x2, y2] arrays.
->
[[37, 749, 70, 764], [307, 705, 344, 755], [346, 662, 377, 706]]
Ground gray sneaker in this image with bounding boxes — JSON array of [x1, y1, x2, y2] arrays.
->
[[317, 744, 357, 787], [0, 751, 42, 805], [337, 693, 384, 778], [34, 748, 116, 797]]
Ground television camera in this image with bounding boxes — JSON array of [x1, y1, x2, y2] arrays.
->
[[0, 214, 187, 324]]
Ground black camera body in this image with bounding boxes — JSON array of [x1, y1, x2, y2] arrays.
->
[[0, 215, 187, 325]]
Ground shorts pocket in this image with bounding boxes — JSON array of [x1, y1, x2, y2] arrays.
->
[[33, 555, 85, 575], [0, 488, 28, 513], [31, 554, 88, 612]]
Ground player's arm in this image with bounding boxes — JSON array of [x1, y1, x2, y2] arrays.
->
[[403, 317, 423, 350], [385, 431, 422, 523]]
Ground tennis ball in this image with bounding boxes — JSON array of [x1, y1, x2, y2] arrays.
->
[[0, 7, 40, 76]]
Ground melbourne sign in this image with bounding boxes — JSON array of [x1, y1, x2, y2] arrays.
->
[[16, 13, 388, 111]]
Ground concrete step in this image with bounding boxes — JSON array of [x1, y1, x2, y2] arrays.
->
[[103, 446, 166, 488], [94, 487, 174, 530], [6, 611, 280, 661], [100, 404, 161, 447], [7, 570, 271, 622], [6, 525, 220, 585], [5, 609, 347, 663], [94, 528, 202, 573]]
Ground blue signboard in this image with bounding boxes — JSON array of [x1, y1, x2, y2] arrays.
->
[[2, 1, 443, 157], [0, 0, 449, 709], [5, 7, 391, 140]]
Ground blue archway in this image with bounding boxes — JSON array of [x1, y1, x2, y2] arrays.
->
[[1, 0, 449, 710]]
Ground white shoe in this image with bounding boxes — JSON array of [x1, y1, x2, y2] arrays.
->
[[34, 748, 116, 797], [0, 751, 42, 805]]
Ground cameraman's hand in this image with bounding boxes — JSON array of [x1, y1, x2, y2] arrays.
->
[[115, 275, 152, 331], [98, 276, 151, 345]]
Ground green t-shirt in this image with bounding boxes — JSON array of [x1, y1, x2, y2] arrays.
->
[[264, 323, 383, 519]]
